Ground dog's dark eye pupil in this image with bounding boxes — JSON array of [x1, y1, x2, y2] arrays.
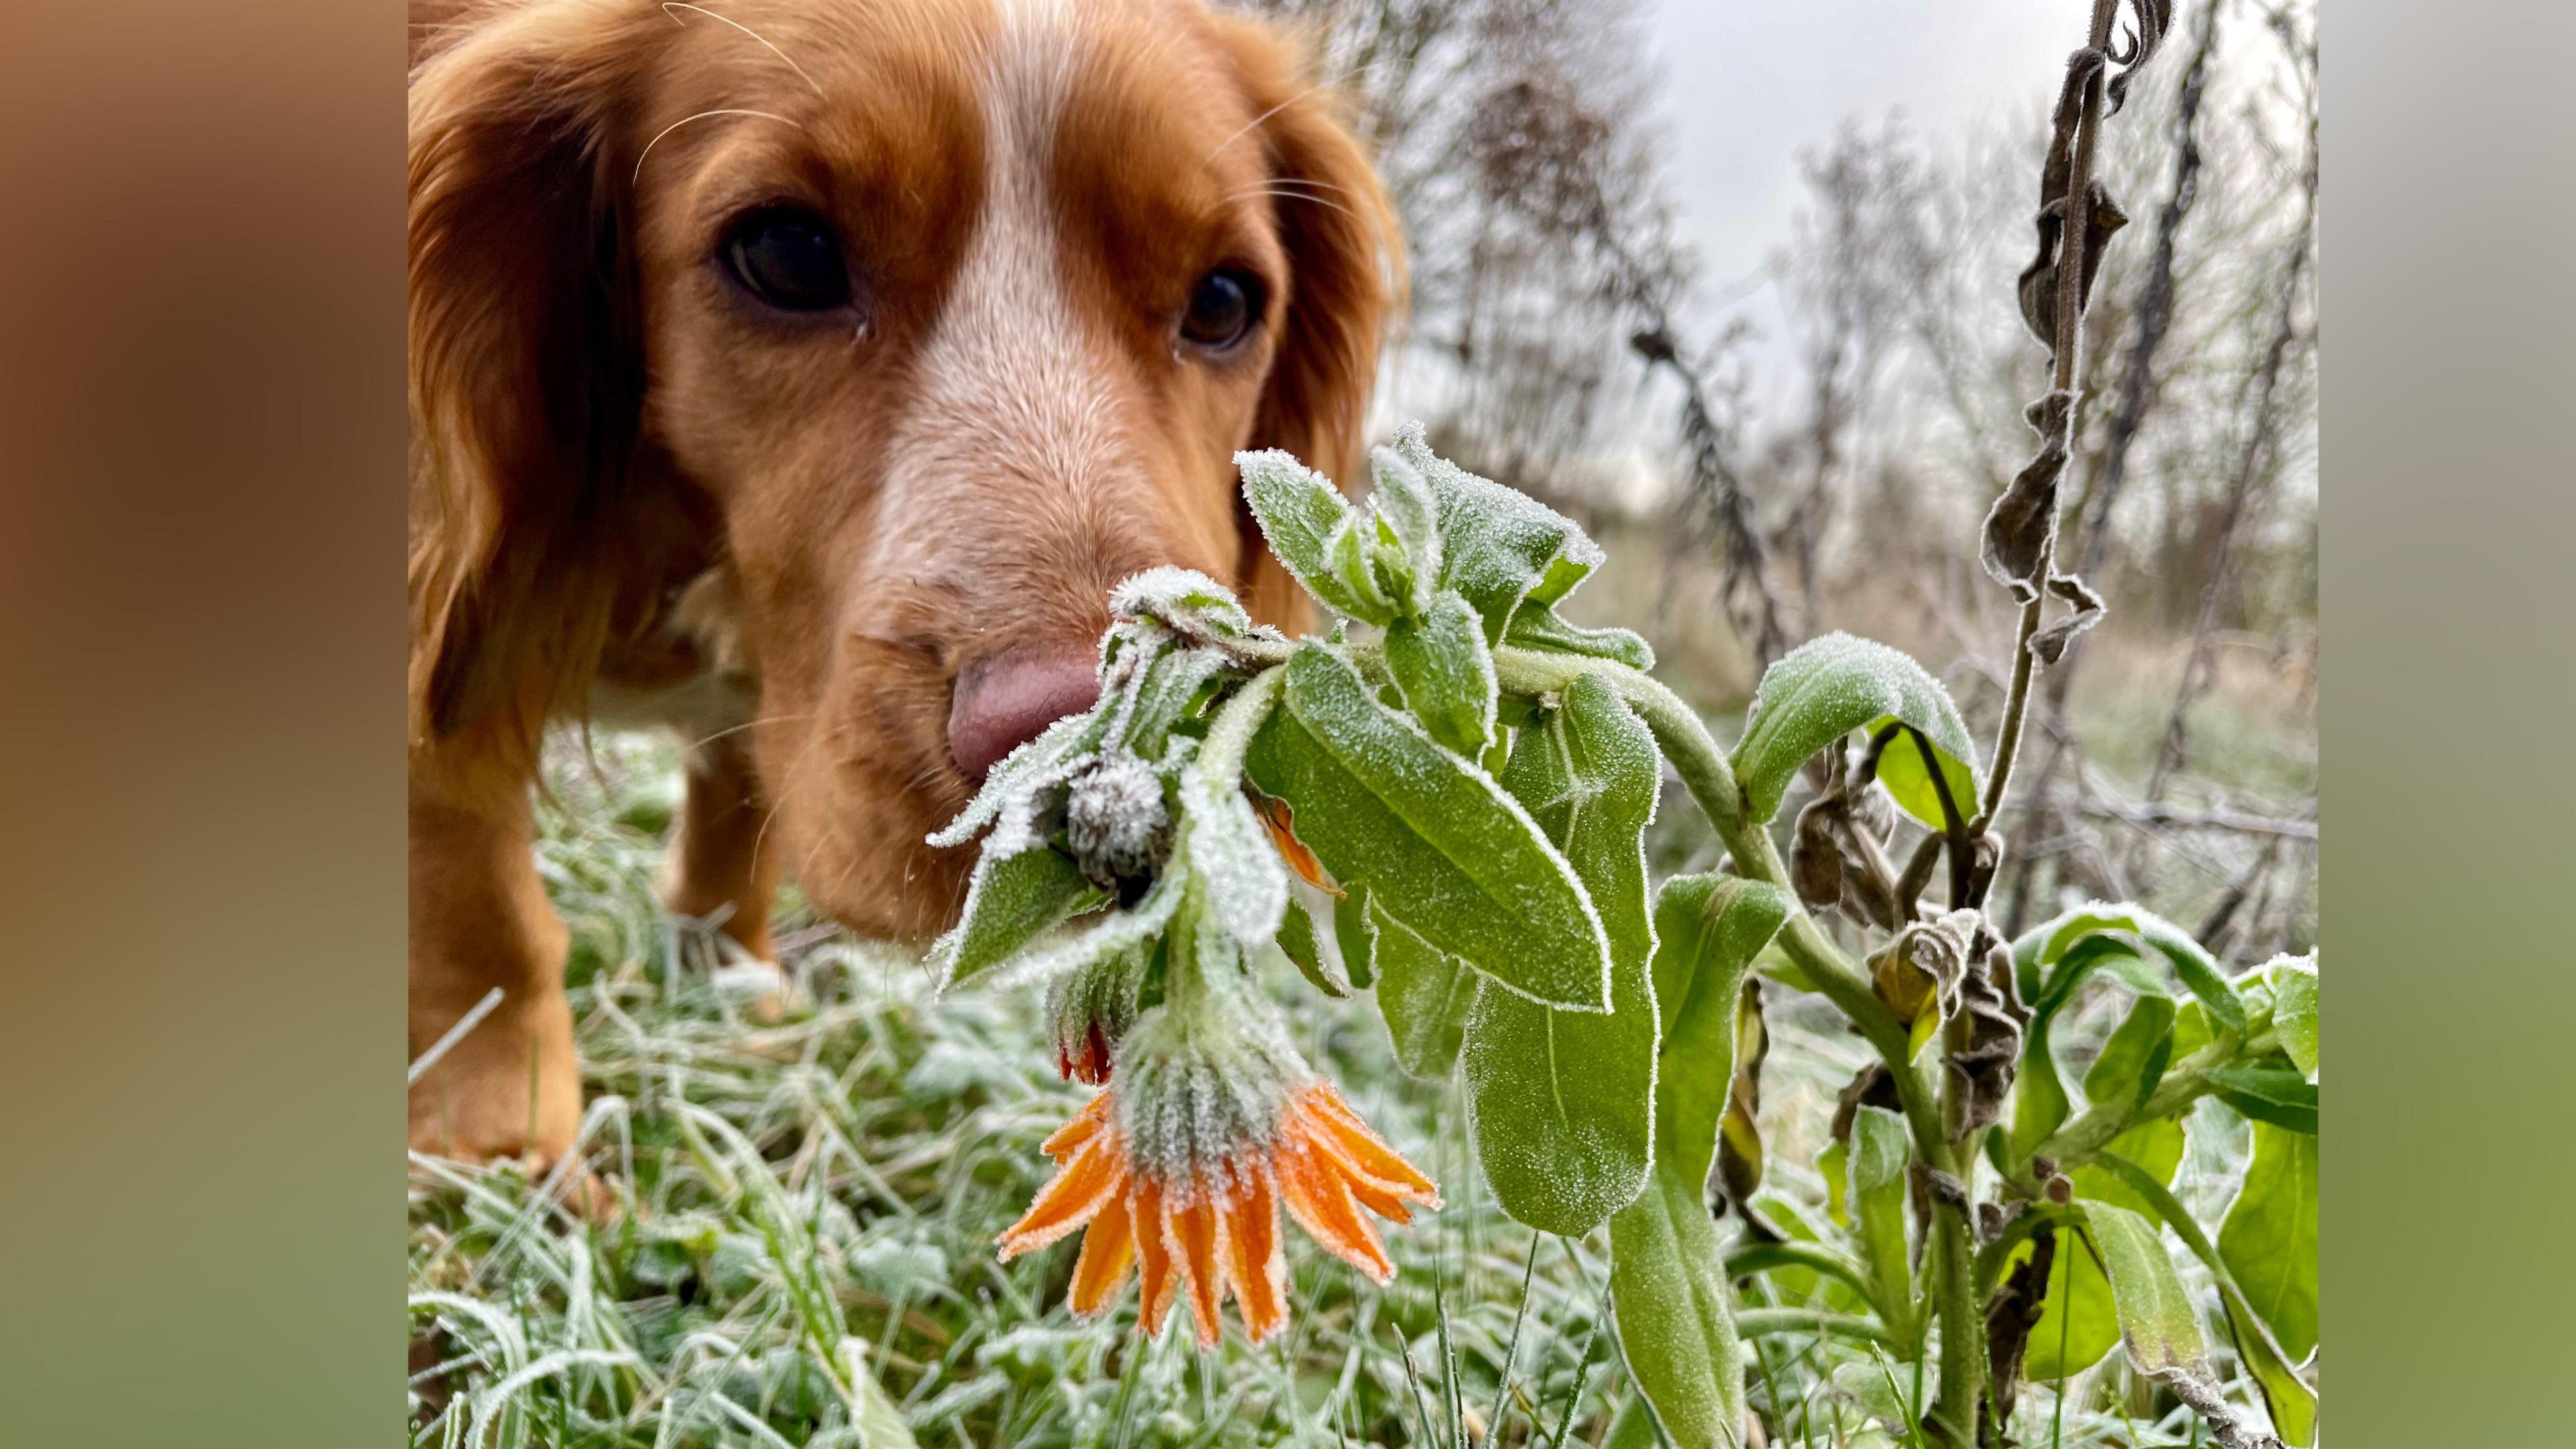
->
[[724, 209, 849, 312], [1181, 268, 1260, 348]]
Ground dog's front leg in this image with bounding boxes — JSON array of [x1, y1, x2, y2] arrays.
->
[[407, 747, 581, 1171], [661, 731, 782, 965]]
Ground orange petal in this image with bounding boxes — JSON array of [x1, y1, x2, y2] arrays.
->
[[1338, 1169, 1418, 1226], [1131, 1176, 1177, 1337], [1306, 1087, 1441, 1203], [997, 1140, 1121, 1258], [1067, 1186, 1139, 1316], [1253, 794, 1339, 894], [1278, 1141, 1393, 1283], [1167, 1184, 1228, 1348], [1041, 1094, 1114, 1161], [1224, 1168, 1289, 1343]]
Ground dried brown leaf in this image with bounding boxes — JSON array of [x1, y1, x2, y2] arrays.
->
[[1980, 390, 2079, 594]]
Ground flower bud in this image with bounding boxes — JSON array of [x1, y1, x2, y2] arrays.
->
[[1065, 752, 1171, 893]]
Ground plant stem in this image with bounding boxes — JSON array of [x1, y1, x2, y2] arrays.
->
[[1972, 0, 2123, 854]]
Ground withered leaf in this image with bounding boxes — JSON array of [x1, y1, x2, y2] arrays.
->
[[1790, 797, 1847, 912], [1944, 932, 2031, 1142], [2028, 572, 2108, 665], [1980, 390, 2078, 594], [2019, 183, 2131, 351], [2106, 0, 2178, 115]]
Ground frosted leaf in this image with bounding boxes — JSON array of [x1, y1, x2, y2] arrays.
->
[[928, 705, 1105, 849], [1733, 631, 1983, 831], [1177, 767, 1289, 952], [1235, 448, 1350, 599], [1390, 421, 1607, 642], [1366, 445, 1442, 616], [928, 829, 1103, 991], [1319, 510, 1403, 626], [975, 860, 1189, 994], [1107, 645, 1228, 759], [1109, 566, 1287, 660], [1244, 641, 1613, 1012]]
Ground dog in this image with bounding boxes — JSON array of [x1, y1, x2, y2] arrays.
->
[[407, 0, 1397, 1171]]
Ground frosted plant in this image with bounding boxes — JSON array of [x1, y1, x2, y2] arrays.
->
[[928, 425, 2318, 1449]]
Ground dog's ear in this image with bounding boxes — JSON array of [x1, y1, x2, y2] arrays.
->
[[409, 1, 665, 759], [1208, 16, 1403, 630]]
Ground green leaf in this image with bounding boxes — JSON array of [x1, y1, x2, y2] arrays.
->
[[2018, 902, 2247, 1033], [1847, 1106, 1916, 1344], [2006, 930, 2176, 1165], [1320, 511, 1403, 625], [2070, 1118, 2184, 1219], [1391, 421, 1607, 644], [1609, 1163, 1747, 1449], [1463, 674, 1662, 1234], [2086, 1202, 2206, 1374], [1462, 951, 1655, 1234], [1235, 448, 1349, 597], [1331, 881, 1377, 990], [1383, 590, 1498, 756], [2268, 955, 2318, 1079], [1275, 894, 1345, 998], [1373, 908, 1479, 1081], [2221, 1122, 2318, 1360], [2017, 1226, 2119, 1381], [1494, 674, 1659, 972], [2090, 1150, 2318, 1445], [1367, 444, 1444, 615], [1731, 633, 1982, 829], [1502, 597, 1656, 672], [2088, 996, 2178, 1117], [1648, 875, 1792, 1191], [1243, 642, 1611, 1010], [932, 845, 1106, 989], [2206, 1063, 2318, 1134]]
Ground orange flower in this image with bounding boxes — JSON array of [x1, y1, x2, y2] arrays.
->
[[996, 1079, 1440, 1346]]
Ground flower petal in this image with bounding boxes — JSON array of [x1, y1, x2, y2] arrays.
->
[[1167, 1183, 1228, 1348], [1278, 1141, 1393, 1283], [1041, 1093, 1114, 1161], [1224, 1167, 1289, 1343], [1306, 1086, 1441, 1203], [997, 1139, 1121, 1258], [1131, 1176, 1177, 1337], [1067, 1187, 1139, 1316]]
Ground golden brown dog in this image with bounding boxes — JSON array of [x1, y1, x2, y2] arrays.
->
[[407, 0, 1396, 1169]]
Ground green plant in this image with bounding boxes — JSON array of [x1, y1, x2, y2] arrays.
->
[[930, 417, 2318, 1447]]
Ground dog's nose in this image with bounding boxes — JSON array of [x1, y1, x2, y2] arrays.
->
[[948, 644, 1102, 783]]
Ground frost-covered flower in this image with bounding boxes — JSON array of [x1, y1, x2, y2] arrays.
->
[[996, 973, 1438, 1346]]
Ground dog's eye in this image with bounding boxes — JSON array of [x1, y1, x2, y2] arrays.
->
[[722, 207, 851, 312], [1180, 267, 1264, 350]]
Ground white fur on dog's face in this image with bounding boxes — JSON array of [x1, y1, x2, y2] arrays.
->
[[592, 0, 1382, 937]]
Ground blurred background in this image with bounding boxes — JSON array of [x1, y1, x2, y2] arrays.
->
[[1250, 0, 2318, 948]]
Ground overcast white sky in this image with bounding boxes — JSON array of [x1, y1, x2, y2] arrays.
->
[[1643, 0, 2077, 317]]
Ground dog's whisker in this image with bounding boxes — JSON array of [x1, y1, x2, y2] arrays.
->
[[633, 109, 800, 184], [661, 3, 825, 96], [682, 710, 817, 753], [1226, 187, 1358, 219], [1201, 80, 1334, 166]]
